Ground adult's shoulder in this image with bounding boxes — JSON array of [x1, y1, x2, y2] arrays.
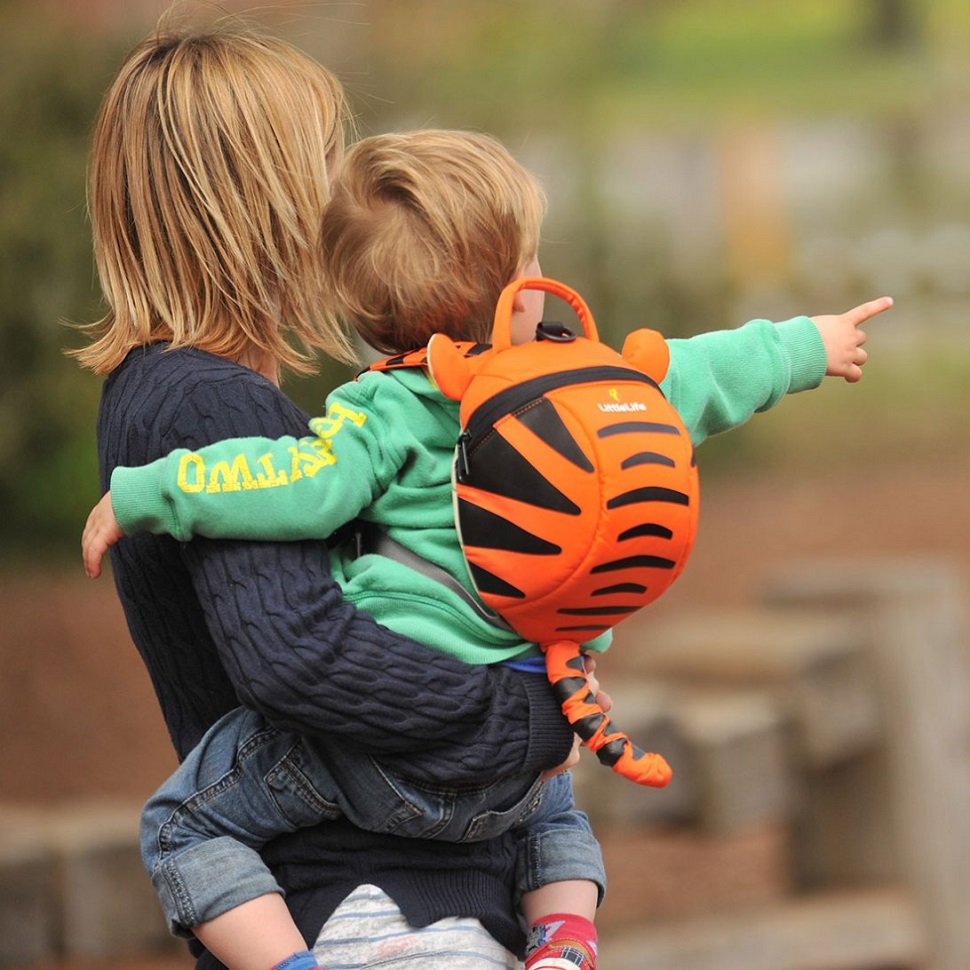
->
[[104, 345, 310, 448], [113, 344, 273, 396]]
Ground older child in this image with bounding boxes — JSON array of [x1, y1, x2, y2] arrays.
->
[[74, 17, 587, 970], [83, 129, 890, 970]]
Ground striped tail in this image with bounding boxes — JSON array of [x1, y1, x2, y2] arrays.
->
[[541, 640, 672, 788]]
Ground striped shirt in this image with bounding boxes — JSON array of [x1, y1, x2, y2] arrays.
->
[[313, 886, 521, 969]]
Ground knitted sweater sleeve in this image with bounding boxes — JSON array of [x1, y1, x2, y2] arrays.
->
[[163, 370, 573, 784]]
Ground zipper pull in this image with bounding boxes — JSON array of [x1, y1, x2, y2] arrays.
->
[[457, 430, 472, 482]]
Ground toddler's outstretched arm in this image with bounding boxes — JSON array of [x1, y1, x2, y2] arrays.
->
[[812, 296, 893, 383], [82, 492, 123, 579]]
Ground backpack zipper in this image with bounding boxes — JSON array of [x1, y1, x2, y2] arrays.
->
[[457, 365, 661, 479]]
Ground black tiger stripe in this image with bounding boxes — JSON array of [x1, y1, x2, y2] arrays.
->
[[563, 655, 587, 674], [607, 486, 690, 510], [573, 711, 607, 736], [618, 523, 673, 541], [517, 398, 595, 471], [598, 421, 681, 438], [621, 451, 676, 470], [554, 677, 592, 698], [458, 499, 561, 556], [465, 366, 661, 446], [467, 563, 525, 599], [592, 583, 648, 596], [595, 736, 633, 767], [591, 555, 676, 573], [459, 432, 580, 515]]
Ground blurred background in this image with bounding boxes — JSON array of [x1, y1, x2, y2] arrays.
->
[[3, 0, 969, 558], [2, 1, 970, 967]]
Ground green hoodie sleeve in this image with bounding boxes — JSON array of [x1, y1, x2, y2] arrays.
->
[[110, 380, 399, 542], [662, 315, 825, 446]]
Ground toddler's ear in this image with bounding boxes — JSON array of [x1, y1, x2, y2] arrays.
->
[[621, 329, 670, 384], [427, 333, 474, 401]]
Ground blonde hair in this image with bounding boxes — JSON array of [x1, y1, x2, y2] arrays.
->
[[73, 13, 354, 375], [321, 129, 547, 354]]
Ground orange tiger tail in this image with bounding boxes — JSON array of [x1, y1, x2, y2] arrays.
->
[[541, 640, 672, 788]]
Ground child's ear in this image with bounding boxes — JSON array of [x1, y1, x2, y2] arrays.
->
[[621, 329, 670, 384], [427, 332, 474, 401], [509, 266, 530, 314]]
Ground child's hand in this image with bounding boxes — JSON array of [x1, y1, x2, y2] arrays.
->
[[81, 491, 125, 579], [811, 296, 893, 383], [541, 655, 612, 780], [582, 654, 612, 716]]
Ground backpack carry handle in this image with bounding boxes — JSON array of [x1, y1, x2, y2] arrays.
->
[[491, 276, 599, 351]]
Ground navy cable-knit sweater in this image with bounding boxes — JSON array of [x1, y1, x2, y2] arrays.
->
[[96, 343, 575, 961]]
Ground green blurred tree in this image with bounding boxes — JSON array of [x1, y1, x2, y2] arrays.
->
[[0, 14, 118, 561], [866, 0, 924, 49]]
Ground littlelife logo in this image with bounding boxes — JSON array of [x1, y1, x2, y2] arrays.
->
[[597, 400, 648, 413]]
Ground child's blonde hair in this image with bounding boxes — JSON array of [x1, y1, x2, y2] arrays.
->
[[74, 14, 354, 375], [321, 129, 547, 354]]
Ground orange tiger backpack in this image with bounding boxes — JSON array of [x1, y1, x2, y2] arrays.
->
[[374, 277, 700, 787]]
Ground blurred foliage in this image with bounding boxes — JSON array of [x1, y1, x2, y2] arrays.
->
[[1, 0, 965, 563], [336, 0, 955, 349], [0, 11, 120, 561], [346, 0, 944, 133], [695, 338, 970, 476], [0, 5, 355, 562]]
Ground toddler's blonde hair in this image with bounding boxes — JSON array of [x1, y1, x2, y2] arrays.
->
[[321, 129, 547, 355]]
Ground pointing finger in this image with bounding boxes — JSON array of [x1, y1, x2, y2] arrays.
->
[[848, 296, 893, 326]]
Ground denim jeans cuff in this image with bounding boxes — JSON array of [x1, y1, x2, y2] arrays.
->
[[517, 827, 607, 906], [152, 835, 283, 937]]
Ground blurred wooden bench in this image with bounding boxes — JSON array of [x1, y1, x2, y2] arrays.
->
[[576, 558, 970, 970]]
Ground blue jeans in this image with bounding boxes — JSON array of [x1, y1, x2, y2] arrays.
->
[[141, 706, 606, 937]]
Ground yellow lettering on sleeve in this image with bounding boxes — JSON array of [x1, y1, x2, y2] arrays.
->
[[309, 402, 367, 440], [177, 453, 205, 493], [175, 401, 366, 496]]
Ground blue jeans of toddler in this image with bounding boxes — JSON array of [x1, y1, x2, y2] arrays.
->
[[140, 706, 605, 937]]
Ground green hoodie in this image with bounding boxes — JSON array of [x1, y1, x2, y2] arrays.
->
[[111, 316, 825, 665]]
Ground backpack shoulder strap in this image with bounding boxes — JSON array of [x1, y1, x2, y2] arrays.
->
[[354, 522, 513, 631], [363, 341, 490, 376]]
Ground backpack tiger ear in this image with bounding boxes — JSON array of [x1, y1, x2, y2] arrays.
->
[[427, 332, 474, 401], [621, 329, 671, 384]]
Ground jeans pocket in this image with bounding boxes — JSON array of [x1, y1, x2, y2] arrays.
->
[[367, 760, 451, 838], [461, 775, 546, 842], [264, 742, 343, 828]]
